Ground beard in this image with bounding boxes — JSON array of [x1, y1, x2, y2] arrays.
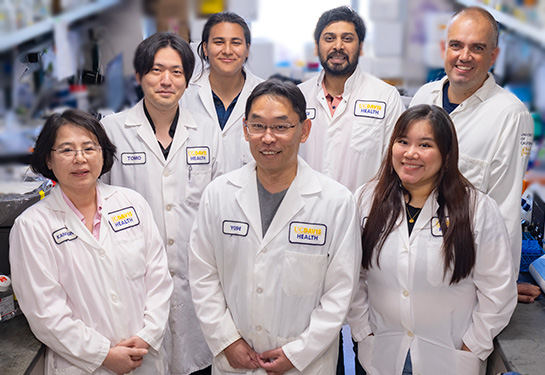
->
[[319, 50, 359, 77]]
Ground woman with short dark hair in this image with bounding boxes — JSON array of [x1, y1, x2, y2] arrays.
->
[[10, 109, 173, 375], [348, 104, 517, 375]]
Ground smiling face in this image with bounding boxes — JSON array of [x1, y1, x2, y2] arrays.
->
[[317, 21, 362, 78], [137, 47, 187, 113], [244, 95, 311, 180], [204, 22, 249, 78], [48, 124, 104, 197], [442, 12, 499, 98], [392, 119, 443, 195]]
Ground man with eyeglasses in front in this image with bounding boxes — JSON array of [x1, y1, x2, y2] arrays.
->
[[188, 79, 361, 375]]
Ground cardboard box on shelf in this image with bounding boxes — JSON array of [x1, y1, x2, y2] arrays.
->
[[155, 0, 190, 41]]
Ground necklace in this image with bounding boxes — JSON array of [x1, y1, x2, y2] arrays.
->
[[406, 204, 422, 224]]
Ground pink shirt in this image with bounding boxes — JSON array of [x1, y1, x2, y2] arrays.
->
[[322, 82, 343, 117], [60, 187, 102, 240]]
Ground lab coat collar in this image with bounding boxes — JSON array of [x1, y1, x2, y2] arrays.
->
[[190, 67, 261, 133], [44, 183, 118, 250], [124, 100, 192, 164], [397, 190, 440, 249], [434, 73, 497, 107], [230, 157, 322, 247], [191, 69, 219, 124], [313, 66, 364, 95]]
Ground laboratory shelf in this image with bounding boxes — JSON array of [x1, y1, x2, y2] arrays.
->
[[456, 0, 545, 48], [0, 0, 120, 53]]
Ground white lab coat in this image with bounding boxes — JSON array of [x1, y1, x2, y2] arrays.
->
[[182, 68, 263, 172], [10, 182, 173, 375], [348, 182, 517, 375], [298, 68, 405, 193], [410, 74, 534, 274], [189, 157, 362, 375], [101, 100, 224, 375]]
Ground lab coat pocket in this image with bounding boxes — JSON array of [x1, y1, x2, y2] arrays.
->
[[357, 334, 375, 374], [458, 154, 489, 191], [117, 236, 147, 280], [426, 237, 452, 287], [350, 120, 383, 155], [282, 251, 327, 297], [185, 167, 212, 205], [48, 350, 85, 374], [214, 350, 248, 373], [455, 349, 485, 375]]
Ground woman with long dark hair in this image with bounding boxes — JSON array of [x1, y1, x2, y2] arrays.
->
[[348, 104, 517, 375], [182, 12, 263, 172]]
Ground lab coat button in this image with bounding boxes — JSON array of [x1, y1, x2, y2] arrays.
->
[[407, 331, 414, 338], [164, 170, 170, 177], [403, 290, 409, 297], [262, 248, 267, 253], [256, 326, 262, 332], [166, 204, 173, 211], [256, 287, 263, 294], [168, 239, 175, 246], [170, 271, 175, 277], [111, 294, 119, 303], [98, 249, 105, 257]]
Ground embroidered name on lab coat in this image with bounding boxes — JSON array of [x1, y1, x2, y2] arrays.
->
[[354, 100, 386, 119], [306, 108, 316, 120], [52, 227, 78, 244], [431, 217, 449, 237], [222, 220, 249, 236], [107, 206, 140, 232], [289, 222, 327, 246], [121, 152, 146, 165], [187, 147, 210, 165]]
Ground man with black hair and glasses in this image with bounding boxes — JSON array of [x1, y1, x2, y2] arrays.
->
[[189, 79, 361, 375]]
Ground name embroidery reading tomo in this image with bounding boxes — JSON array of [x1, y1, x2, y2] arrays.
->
[[121, 152, 146, 165]]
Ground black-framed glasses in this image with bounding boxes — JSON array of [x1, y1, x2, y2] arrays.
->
[[244, 121, 300, 135]]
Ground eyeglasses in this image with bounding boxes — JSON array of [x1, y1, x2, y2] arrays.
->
[[245, 122, 300, 135], [51, 145, 102, 158]]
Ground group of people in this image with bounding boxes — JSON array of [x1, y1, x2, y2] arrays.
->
[[8, 5, 538, 375]]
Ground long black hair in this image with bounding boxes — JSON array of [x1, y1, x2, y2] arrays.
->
[[361, 104, 476, 284]]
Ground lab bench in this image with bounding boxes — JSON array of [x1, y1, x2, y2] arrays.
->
[[495, 286, 545, 374]]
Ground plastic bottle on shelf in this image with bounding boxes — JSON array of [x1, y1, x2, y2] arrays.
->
[[0, 275, 16, 322], [33, 0, 51, 22], [0, 0, 16, 33]]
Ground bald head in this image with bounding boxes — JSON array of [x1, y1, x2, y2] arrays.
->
[[451, 7, 499, 48]]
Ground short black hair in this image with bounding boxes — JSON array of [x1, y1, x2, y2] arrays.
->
[[245, 79, 307, 123], [314, 6, 366, 45], [31, 110, 117, 182], [133, 32, 195, 87]]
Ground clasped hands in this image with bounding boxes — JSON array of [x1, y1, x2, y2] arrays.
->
[[224, 338, 295, 375], [102, 335, 150, 375]]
